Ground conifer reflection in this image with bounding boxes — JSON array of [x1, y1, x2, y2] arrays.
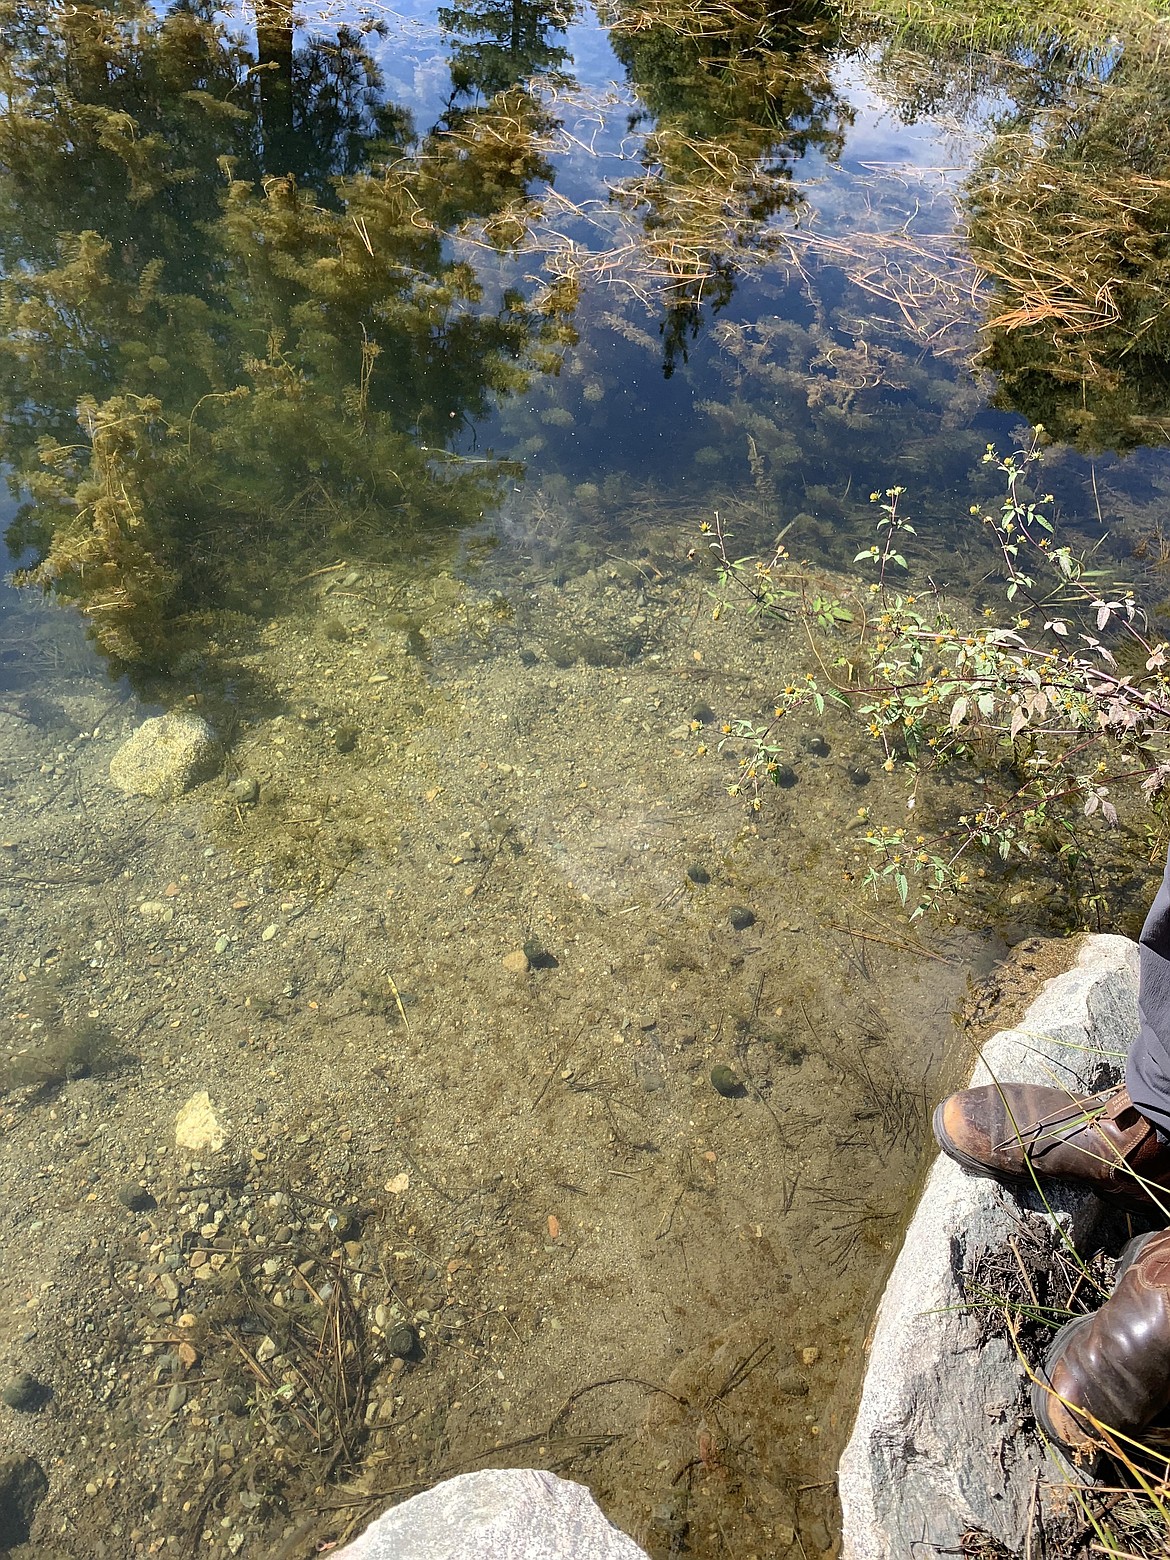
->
[[603, 0, 852, 374], [439, 0, 576, 106], [0, 1, 572, 664]]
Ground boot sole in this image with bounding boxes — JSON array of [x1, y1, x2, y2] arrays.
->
[[931, 1100, 1160, 1214], [1031, 1313, 1099, 1459]]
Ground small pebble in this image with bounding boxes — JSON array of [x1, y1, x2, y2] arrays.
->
[[165, 1383, 187, 1415], [777, 1370, 810, 1397], [387, 1323, 420, 1360], [117, 1183, 157, 1214], [729, 905, 756, 931], [228, 776, 259, 805], [710, 1064, 745, 1099], [1, 1373, 45, 1412], [501, 949, 530, 975]]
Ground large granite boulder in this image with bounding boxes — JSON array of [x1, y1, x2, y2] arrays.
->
[[109, 710, 220, 800], [334, 1469, 650, 1559], [838, 934, 1139, 1560]]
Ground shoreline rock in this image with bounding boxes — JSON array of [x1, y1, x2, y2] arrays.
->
[[333, 1469, 651, 1558], [838, 933, 1139, 1560]]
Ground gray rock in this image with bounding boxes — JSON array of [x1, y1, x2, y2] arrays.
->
[[387, 1323, 420, 1360], [1, 1372, 47, 1412], [710, 1064, 744, 1099], [333, 1469, 650, 1559], [838, 934, 1139, 1560], [117, 1182, 157, 1213], [728, 905, 755, 931], [109, 712, 220, 800], [228, 776, 259, 805], [0, 1454, 48, 1549]]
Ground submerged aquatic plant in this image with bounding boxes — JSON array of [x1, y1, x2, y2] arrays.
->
[[0, 0, 576, 668], [710, 430, 1170, 920]]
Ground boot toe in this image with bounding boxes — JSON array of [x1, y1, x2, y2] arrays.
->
[[932, 1087, 1008, 1179]]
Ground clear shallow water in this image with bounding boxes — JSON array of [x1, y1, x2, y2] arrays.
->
[[1, 4, 1168, 1557]]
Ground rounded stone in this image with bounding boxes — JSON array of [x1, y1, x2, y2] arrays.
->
[[228, 776, 259, 805], [109, 712, 220, 801], [1, 1373, 46, 1412], [0, 1455, 48, 1548], [729, 905, 756, 931], [387, 1323, 420, 1360], [328, 1207, 361, 1243], [117, 1182, 157, 1214], [710, 1065, 745, 1099], [501, 949, 530, 976]]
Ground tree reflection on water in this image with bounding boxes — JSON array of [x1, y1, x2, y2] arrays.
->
[[0, 0, 574, 664]]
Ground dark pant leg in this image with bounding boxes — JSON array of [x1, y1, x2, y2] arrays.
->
[[1127, 845, 1170, 1138]]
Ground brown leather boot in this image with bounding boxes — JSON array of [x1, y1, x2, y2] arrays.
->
[[932, 1083, 1170, 1210], [1033, 1230, 1170, 1458]]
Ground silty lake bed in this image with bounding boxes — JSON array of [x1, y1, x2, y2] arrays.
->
[[1, 1, 1169, 1556]]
